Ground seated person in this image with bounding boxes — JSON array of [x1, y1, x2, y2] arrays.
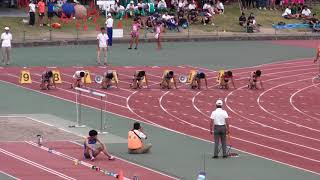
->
[[84, 130, 115, 161], [215, 0, 224, 14], [201, 9, 213, 25], [309, 14, 318, 28], [190, 71, 208, 89], [40, 70, 56, 90], [188, 9, 198, 24], [101, 71, 118, 89], [71, 70, 86, 88], [177, 10, 188, 28], [126, 1, 136, 17], [248, 70, 263, 90], [239, 12, 246, 27], [219, 71, 235, 89], [247, 15, 260, 33], [130, 70, 148, 89], [160, 70, 178, 89], [157, 0, 167, 13], [128, 122, 152, 154], [301, 6, 312, 19], [282, 6, 298, 19]]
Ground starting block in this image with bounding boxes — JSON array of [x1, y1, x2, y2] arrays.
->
[[216, 70, 225, 84], [81, 70, 92, 84], [52, 70, 62, 83], [187, 70, 197, 84], [19, 70, 32, 84], [163, 70, 174, 82]]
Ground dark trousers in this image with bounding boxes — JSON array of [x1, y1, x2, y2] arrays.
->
[[29, 12, 35, 26], [107, 27, 113, 46], [214, 125, 227, 157]]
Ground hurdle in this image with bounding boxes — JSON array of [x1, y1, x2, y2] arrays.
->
[[69, 87, 108, 134]]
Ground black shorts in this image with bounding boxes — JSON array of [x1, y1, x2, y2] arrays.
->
[[42, 79, 50, 83], [106, 73, 114, 79], [47, 12, 54, 18], [39, 13, 45, 17]]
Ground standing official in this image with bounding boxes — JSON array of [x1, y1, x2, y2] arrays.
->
[[1, 27, 12, 65], [105, 13, 113, 46], [210, 99, 229, 159]]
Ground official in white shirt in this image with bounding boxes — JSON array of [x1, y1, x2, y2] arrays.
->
[[105, 13, 114, 46], [210, 99, 229, 158], [1, 27, 12, 65], [97, 27, 109, 66]]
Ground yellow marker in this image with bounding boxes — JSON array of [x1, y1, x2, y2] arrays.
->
[[187, 70, 197, 84], [163, 70, 174, 82], [52, 70, 62, 84], [81, 70, 92, 84], [19, 70, 32, 84], [111, 70, 119, 84]]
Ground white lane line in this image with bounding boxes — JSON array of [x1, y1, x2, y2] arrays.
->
[[0, 147, 76, 180]]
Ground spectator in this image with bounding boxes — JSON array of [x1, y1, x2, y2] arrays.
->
[[28, 0, 36, 26], [37, 0, 45, 26], [215, 0, 224, 14], [301, 6, 312, 19], [115, 3, 125, 19], [291, 3, 299, 17], [282, 6, 297, 19], [129, 18, 142, 49], [157, 0, 167, 12], [47, 0, 55, 26], [239, 12, 246, 26], [105, 13, 113, 46], [188, 0, 196, 11], [203, 1, 215, 15], [128, 122, 152, 154], [258, 0, 267, 10], [177, 10, 189, 28], [309, 14, 318, 27], [1, 27, 12, 66], [201, 9, 213, 25], [155, 21, 163, 50], [269, 0, 276, 10], [247, 14, 260, 32], [126, 1, 135, 17]]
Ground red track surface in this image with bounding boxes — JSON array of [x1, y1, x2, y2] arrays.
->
[[0, 59, 320, 177], [0, 141, 171, 180]]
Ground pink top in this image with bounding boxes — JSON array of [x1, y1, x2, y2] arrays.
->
[[156, 25, 161, 34], [38, 1, 45, 13], [132, 23, 141, 33]]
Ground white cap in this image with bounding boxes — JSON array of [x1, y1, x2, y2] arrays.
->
[[216, 99, 223, 106], [107, 13, 112, 16], [130, 0, 133, 3], [4, 27, 9, 30]]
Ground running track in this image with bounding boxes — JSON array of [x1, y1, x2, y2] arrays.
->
[[0, 58, 319, 177]]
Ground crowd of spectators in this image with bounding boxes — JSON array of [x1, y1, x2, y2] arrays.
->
[[108, 0, 227, 31]]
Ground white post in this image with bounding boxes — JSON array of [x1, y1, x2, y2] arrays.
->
[[92, 91, 108, 134], [69, 88, 88, 128]]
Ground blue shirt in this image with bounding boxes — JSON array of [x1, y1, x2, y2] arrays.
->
[[48, 2, 54, 13]]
